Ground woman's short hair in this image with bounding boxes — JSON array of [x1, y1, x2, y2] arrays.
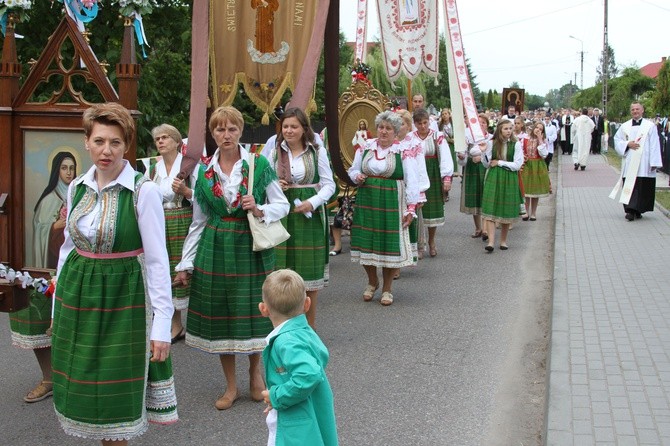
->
[[82, 102, 135, 147], [262, 269, 306, 317], [478, 113, 490, 128], [375, 110, 402, 134], [151, 124, 182, 146], [412, 108, 430, 123], [209, 106, 245, 134]]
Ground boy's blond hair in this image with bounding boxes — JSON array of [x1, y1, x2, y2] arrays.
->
[[262, 269, 306, 317]]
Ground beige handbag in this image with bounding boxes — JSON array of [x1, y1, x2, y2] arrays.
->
[[246, 152, 290, 251]]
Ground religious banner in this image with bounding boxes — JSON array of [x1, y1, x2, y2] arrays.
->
[[376, 0, 439, 82], [443, 0, 484, 149], [210, 0, 318, 124], [354, 0, 369, 63]]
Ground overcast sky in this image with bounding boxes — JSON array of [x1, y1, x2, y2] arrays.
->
[[339, 0, 669, 97]]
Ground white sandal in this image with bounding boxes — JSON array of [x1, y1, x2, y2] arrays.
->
[[362, 284, 379, 302], [380, 292, 394, 306]]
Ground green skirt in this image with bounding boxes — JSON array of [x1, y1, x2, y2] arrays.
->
[[52, 251, 178, 440], [275, 187, 329, 290], [165, 206, 192, 310], [408, 213, 420, 261], [422, 157, 445, 227], [350, 177, 415, 268], [520, 158, 550, 198], [187, 217, 274, 354], [481, 166, 523, 224], [460, 158, 486, 215], [10, 289, 51, 349]]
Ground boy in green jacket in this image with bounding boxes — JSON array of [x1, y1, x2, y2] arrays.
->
[[259, 269, 338, 446]]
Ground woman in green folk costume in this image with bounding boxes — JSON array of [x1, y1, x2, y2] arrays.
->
[[348, 110, 420, 306], [148, 124, 195, 343], [480, 119, 524, 253], [52, 103, 177, 444], [174, 106, 289, 411], [458, 113, 492, 240], [261, 107, 336, 329]]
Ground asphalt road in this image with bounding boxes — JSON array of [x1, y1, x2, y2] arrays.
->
[[1, 176, 555, 446]]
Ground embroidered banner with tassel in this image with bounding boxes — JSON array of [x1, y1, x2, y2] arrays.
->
[[376, 0, 439, 82], [210, 0, 318, 124]]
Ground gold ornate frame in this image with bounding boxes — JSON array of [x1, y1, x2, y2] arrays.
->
[[337, 81, 391, 177]]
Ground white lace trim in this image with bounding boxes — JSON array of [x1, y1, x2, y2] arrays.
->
[[148, 409, 179, 425], [11, 332, 51, 349], [57, 410, 148, 441], [146, 377, 178, 410], [185, 334, 267, 354], [172, 296, 189, 310], [423, 216, 445, 227]]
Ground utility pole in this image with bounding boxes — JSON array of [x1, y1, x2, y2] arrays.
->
[[602, 0, 609, 117], [570, 35, 584, 90]]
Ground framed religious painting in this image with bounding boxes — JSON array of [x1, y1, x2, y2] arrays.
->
[[502, 88, 525, 113], [22, 130, 92, 269]]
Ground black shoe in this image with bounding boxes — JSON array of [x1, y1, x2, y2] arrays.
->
[[171, 328, 186, 344], [625, 213, 634, 221], [580, 166, 585, 171], [574, 163, 579, 170], [485, 245, 494, 253], [635, 212, 642, 219]]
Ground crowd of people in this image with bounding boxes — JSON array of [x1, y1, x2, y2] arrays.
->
[[7, 96, 664, 445]]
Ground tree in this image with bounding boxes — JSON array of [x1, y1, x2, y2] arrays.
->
[[595, 44, 618, 85], [525, 94, 545, 111], [651, 59, 670, 116], [545, 83, 578, 110], [486, 89, 494, 109], [573, 65, 655, 120], [13, 0, 194, 157]]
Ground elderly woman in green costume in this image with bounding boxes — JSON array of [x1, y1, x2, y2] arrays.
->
[[348, 110, 420, 306], [52, 102, 177, 445], [174, 106, 289, 411], [148, 123, 195, 343]]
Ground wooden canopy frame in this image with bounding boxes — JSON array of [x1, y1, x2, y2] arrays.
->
[[0, 15, 140, 268]]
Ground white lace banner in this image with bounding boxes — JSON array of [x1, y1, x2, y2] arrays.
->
[[377, 0, 439, 81], [443, 0, 485, 145], [355, 0, 369, 63]]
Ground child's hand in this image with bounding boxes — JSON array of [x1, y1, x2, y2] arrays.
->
[[262, 389, 273, 414]]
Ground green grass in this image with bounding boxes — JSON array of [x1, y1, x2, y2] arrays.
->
[[657, 190, 670, 211], [603, 149, 621, 172]]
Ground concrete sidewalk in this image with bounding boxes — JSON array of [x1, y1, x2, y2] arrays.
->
[[546, 152, 670, 445]]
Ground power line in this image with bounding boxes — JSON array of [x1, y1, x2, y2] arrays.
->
[[476, 56, 576, 73], [464, 0, 595, 36], [641, 0, 670, 12]]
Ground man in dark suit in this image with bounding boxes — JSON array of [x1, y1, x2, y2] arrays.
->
[[591, 108, 605, 154]]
